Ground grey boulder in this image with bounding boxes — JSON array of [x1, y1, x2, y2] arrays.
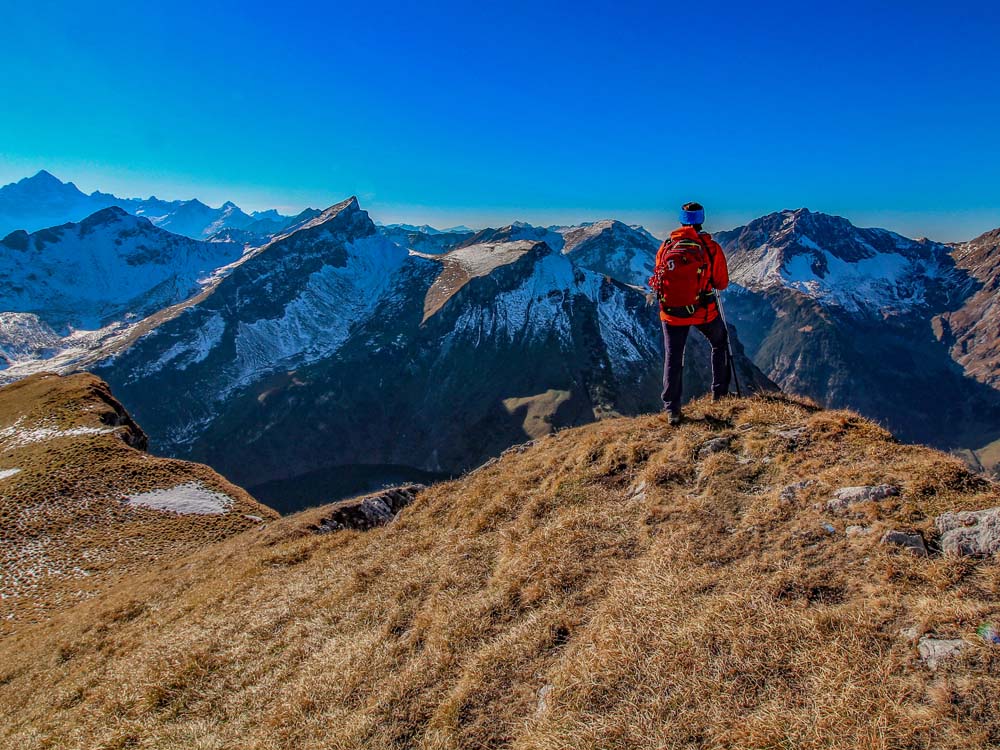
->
[[935, 507, 1000, 557]]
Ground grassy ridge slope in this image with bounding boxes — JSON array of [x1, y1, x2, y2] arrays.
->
[[0, 373, 278, 631], [1, 396, 998, 748]]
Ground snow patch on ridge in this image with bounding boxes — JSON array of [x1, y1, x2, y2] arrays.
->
[[442, 249, 576, 346], [423, 241, 539, 322], [0, 468, 21, 480], [125, 482, 234, 515]]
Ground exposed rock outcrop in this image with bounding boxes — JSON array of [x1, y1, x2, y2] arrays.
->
[[311, 484, 424, 533]]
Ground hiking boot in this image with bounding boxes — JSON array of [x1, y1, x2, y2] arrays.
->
[[667, 411, 683, 426]]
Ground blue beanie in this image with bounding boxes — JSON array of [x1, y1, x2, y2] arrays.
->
[[680, 207, 705, 226]]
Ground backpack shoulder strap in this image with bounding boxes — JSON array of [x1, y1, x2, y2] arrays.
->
[[695, 232, 717, 290]]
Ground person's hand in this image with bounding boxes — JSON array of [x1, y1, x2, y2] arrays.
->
[[645, 291, 657, 307]]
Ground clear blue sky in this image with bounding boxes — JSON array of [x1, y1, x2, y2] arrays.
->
[[2, 0, 998, 241]]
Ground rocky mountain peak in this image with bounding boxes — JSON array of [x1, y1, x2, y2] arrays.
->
[[267, 197, 373, 251], [719, 209, 957, 317], [78, 205, 131, 228], [557, 219, 658, 287]]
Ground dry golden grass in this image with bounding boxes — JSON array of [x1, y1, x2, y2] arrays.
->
[[0, 373, 278, 631], [0, 394, 998, 749]]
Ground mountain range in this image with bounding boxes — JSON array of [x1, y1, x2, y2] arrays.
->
[[1, 171, 998, 499], [87, 198, 771, 505], [2, 172, 1000, 745], [0, 170, 313, 241]]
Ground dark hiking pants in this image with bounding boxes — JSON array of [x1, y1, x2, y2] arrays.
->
[[661, 316, 732, 415]]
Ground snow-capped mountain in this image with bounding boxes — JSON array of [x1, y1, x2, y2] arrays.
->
[[0, 171, 297, 241], [207, 208, 324, 248], [0, 207, 244, 374], [133, 199, 251, 240], [92, 197, 771, 497], [717, 208, 959, 317], [0, 206, 243, 330], [712, 209, 1000, 458], [0, 171, 114, 236], [557, 219, 660, 287]]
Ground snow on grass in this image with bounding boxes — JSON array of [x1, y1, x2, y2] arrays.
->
[[0, 468, 21, 480], [0, 417, 116, 449], [125, 481, 234, 515]]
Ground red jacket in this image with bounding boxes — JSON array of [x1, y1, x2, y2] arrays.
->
[[653, 226, 729, 325]]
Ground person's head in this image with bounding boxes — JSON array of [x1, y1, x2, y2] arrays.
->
[[679, 202, 705, 231]]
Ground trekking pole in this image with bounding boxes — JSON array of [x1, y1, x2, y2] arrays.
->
[[715, 291, 743, 397]]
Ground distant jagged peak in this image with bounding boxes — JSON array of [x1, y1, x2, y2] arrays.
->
[[1, 169, 85, 197], [248, 197, 380, 266], [177, 197, 212, 211], [26, 168, 63, 185], [457, 222, 564, 251], [281, 196, 365, 236], [558, 218, 658, 255]]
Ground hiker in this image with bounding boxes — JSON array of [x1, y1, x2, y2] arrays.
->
[[648, 202, 731, 425]]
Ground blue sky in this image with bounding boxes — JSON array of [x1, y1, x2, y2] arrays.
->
[[2, 0, 998, 241]]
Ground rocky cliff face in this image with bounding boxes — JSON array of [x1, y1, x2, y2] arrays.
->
[[934, 227, 1000, 389]]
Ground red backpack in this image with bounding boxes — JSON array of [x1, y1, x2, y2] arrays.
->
[[648, 236, 712, 308]]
